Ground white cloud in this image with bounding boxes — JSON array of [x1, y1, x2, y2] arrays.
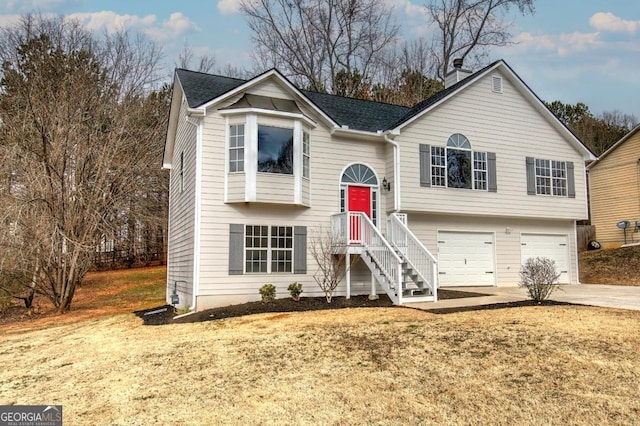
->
[[145, 12, 200, 40], [510, 31, 601, 57], [0, 0, 80, 13], [590, 12, 640, 35], [217, 0, 242, 15], [68, 11, 157, 33], [67, 11, 199, 40]]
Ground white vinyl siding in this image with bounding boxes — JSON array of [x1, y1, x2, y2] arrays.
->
[[193, 76, 392, 309], [166, 98, 197, 309], [399, 70, 587, 220]]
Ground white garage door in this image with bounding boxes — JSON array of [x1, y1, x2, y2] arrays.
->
[[437, 231, 496, 287], [520, 234, 569, 284]]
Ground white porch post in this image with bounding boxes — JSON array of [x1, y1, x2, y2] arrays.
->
[[369, 271, 379, 300], [345, 252, 351, 299]]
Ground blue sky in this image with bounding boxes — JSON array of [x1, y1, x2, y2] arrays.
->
[[0, 0, 639, 118]]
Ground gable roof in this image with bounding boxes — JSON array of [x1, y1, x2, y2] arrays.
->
[[176, 68, 409, 133], [587, 124, 640, 170], [171, 60, 594, 160]]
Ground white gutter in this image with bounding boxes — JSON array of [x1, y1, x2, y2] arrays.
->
[[383, 132, 401, 212], [184, 116, 201, 311]]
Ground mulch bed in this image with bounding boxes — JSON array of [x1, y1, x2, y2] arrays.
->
[[425, 299, 575, 315], [136, 289, 577, 325], [138, 289, 487, 325]]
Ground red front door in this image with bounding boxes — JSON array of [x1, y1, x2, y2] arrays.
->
[[348, 186, 371, 217], [348, 186, 371, 243]]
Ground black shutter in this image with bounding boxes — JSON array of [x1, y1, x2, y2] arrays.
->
[[525, 157, 536, 195], [567, 161, 575, 198], [229, 224, 244, 275], [420, 144, 431, 187], [487, 152, 497, 192], [293, 226, 307, 274]]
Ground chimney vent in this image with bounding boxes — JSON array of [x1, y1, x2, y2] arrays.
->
[[444, 59, 472, 89]]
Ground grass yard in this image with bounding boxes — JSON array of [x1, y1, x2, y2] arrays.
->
[[1, 265, 640, 424], [2, 302, 639, 424]]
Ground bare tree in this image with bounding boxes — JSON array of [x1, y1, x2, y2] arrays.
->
[[0, 14, 167, 313], [309, 227, 358, 303], [175, 40, 216, 73], [426, 0, 535, 80], [240, 0, 399, 95]]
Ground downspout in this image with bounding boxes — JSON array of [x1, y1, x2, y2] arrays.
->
[[185, 113, 201, 311], [383, 132, 400, 212]]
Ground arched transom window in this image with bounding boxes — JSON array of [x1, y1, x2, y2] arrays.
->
[[446, 133, 473, 189], [341, 164, 378, 185], [430, 133, 489, 190], [339, 164, 379, 226]]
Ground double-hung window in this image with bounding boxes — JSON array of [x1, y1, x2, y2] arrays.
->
[[535, 159, 566, 196], [302, 131, 310, 179], [245, 225, 293, 273], [229, 124, 245, 172]]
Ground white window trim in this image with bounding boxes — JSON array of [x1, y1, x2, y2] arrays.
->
[[430, 145, 488, 191], [535, 158, 567, 196], [244, 225, 294, 274]]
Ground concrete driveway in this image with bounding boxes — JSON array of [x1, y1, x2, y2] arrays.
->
[[411, 284, 640, 311]]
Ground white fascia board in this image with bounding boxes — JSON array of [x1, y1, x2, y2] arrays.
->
[[219, 107, 317, 128], [162, 76, 185, 169], [197, 69, 338, 129], [497, 63, 596, 162], [331, 127, 385, 141]]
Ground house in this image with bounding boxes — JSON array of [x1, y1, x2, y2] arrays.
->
[[163, 59, 594, 311], [588, 125, 640, 248]]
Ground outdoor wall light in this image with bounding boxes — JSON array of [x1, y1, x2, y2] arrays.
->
[[382, 177, 391, 192]]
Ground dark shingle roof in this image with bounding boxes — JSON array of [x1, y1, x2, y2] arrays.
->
[[301, 90, 409, 132], [176, 68, 245, 108], [175, 63, 499, 132]]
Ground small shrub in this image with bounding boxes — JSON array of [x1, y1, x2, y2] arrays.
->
[[259, 283, 276, 303], [287, 282, 303, 301], [519, 257, 561, 302]]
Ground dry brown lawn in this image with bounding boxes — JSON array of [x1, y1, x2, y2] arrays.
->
[[580, 245, 640, 285], [2, 302, 639, 425]]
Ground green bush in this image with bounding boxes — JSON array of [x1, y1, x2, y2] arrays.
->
[[287, 282, 303, 301], [259, 283, 276, 303]]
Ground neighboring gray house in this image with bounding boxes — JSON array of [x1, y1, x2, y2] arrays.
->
[[163, 60, 594, 311]]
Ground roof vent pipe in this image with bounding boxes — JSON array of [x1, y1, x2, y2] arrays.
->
[[453, 58, 464, 69]]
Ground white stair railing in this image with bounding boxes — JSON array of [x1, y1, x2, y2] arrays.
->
[[331, 212, 403, 304], [387, 213, 438, 301]]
